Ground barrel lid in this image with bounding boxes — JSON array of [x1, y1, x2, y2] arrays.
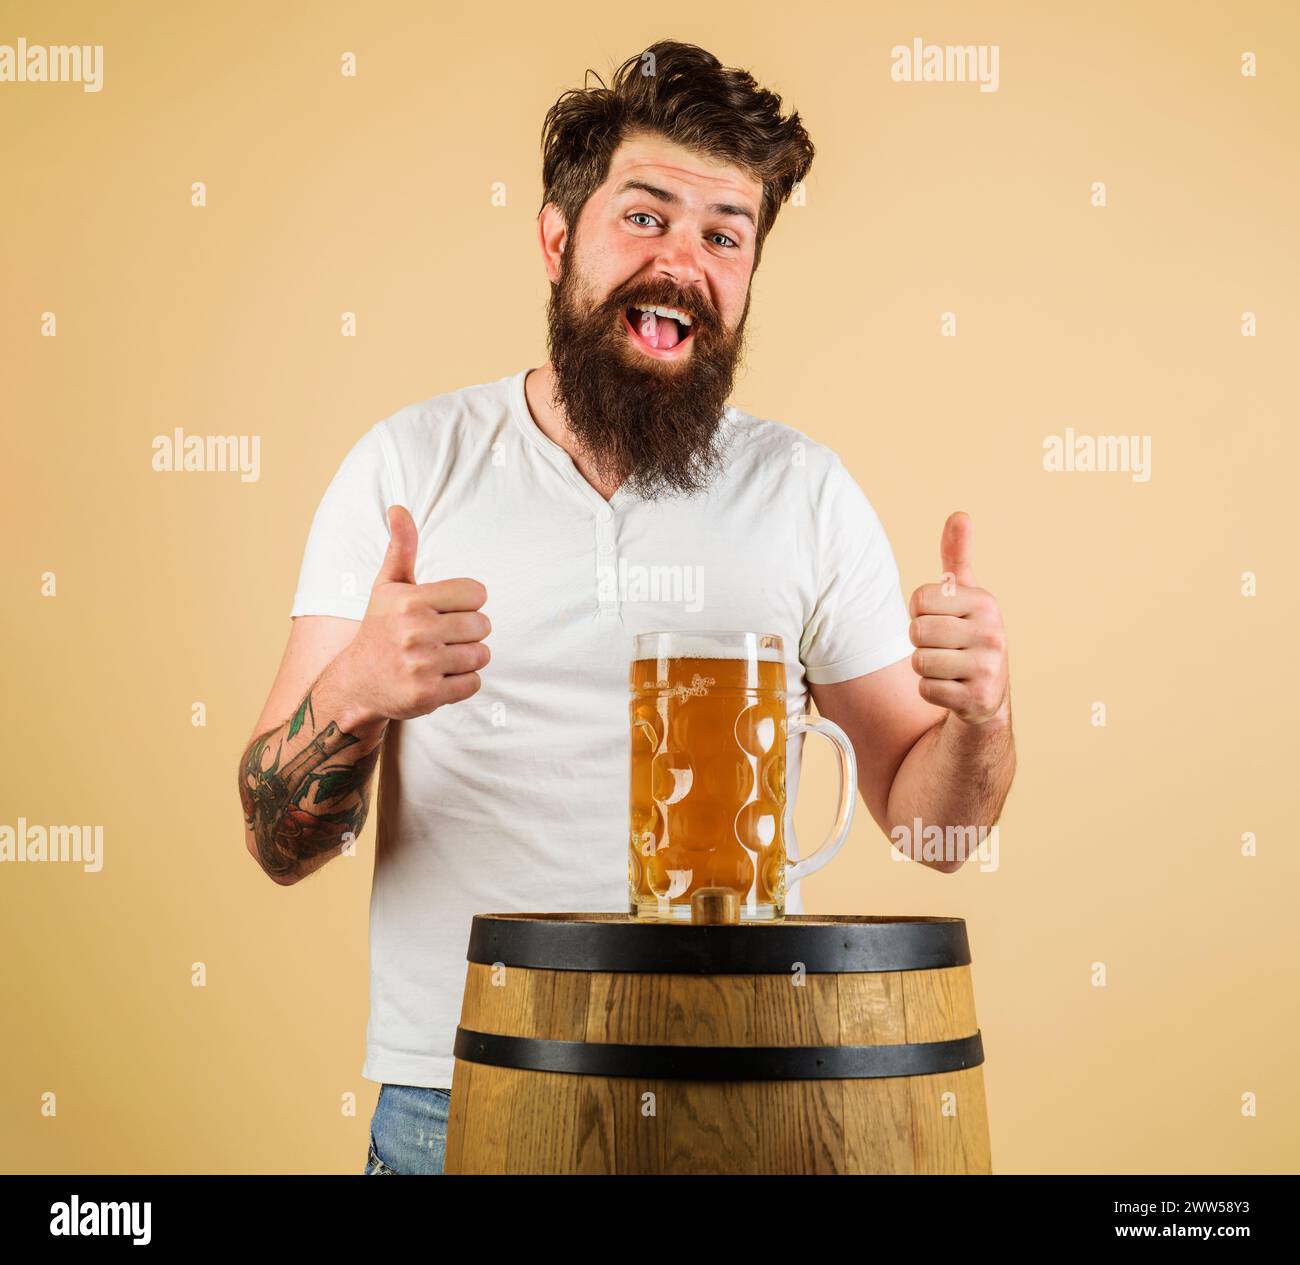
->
[[466, 913, 971, 973]]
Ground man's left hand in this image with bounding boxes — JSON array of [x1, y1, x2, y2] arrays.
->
[[907, 511, 1010, 726]]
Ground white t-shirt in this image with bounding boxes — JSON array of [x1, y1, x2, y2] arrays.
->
[[290, 367, 914, 1088]]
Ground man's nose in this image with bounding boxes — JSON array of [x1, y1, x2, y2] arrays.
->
[[652, 228, 707, 290]]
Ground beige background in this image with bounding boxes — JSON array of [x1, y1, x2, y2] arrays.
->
[[2, 0, 1297, 1173]]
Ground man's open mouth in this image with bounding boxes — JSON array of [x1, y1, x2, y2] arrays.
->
[[622, 303, 695, 356]]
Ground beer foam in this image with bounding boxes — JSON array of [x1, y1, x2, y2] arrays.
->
[[632, 631, 785, 663]]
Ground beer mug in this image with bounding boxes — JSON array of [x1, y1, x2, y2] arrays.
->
[[628, 630, 858, 922]]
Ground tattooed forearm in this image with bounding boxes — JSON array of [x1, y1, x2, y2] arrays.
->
[[239, 684, 384, 882]]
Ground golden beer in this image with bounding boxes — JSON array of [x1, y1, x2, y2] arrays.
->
[[628, 631, 858, 922]]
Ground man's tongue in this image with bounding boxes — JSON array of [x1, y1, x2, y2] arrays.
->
[[636, 309, 681, 350]]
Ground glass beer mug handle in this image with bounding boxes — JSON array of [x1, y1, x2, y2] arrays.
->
[[785, 715, 857, 889]]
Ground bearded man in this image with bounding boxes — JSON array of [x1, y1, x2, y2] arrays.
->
[[237, 39, 1015, 1175]]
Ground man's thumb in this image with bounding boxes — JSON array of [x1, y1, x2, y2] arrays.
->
[[940, 511, 975, 588], [375, 505, 419, 585]]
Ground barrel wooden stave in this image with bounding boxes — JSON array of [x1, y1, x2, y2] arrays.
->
[[446, 915, 991, 1175]]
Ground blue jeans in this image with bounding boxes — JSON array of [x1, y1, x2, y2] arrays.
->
[[363, 1084, 451, 1174]]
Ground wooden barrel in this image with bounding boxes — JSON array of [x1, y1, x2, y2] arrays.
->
[[444, 913, 991, 1174]]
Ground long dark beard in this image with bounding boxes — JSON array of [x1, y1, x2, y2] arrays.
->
[[545, 259, 750, 500]]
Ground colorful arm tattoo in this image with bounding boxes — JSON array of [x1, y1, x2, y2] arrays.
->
[[239, 688, 381, 881]]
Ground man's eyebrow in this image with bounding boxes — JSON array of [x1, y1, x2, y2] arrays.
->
[[614, 178, 757, 229]]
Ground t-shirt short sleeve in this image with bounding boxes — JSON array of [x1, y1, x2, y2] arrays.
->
[[289, 421, 405, 620], [799, 456, 915, 684]]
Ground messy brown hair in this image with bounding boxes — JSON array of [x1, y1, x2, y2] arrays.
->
[[539, 40, 814, 270]]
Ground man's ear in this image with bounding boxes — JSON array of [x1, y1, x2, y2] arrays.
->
[[537, 203, 569, 284]]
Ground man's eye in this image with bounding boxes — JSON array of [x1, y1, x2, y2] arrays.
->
[[628, 213, 659, 228], [710, 233, 739, 249]]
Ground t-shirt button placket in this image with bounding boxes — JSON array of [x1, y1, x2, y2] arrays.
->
[[596, 515, 618, 619]]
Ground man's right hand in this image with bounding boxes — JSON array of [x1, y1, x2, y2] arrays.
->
[[330, 505, 491, 725]]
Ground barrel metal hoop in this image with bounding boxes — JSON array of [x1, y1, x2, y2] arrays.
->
[[466, 915, 972, 974], [454, 1026, 985, 1080]]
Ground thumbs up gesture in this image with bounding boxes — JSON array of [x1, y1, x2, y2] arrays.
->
[[333, 505, 492, 724], [907, 512, 1009, 726]]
